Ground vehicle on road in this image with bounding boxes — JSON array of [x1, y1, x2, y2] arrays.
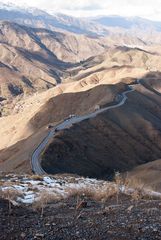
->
[[69, 114, 76, 118], [94, 105, 100, 111], [48, 125, 54, 129], [64, 114, 76, 121]]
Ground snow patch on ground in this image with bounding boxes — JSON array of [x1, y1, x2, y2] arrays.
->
[[1, 174, 161, 205], [0, 175, 108, 204]]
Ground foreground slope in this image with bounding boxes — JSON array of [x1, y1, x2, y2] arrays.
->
[[1, 190, 161, 240]]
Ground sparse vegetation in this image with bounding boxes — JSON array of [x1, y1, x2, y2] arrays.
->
[[1, 174, 161, 239], [0, 189, 21, 214], [32, 191, 62, 217], [30, 175, 44, 181]]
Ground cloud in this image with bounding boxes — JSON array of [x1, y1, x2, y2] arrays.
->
[[2, 0, 161, 20]]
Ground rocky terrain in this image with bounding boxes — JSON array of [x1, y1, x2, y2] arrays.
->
[[2, 195, 161, 240], [1, 174, 161, 240]]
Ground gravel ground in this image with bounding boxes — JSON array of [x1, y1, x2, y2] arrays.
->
[[1, 194, 161, 240]]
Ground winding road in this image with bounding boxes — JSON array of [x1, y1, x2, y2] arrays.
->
[[31, 81, 140, 175]]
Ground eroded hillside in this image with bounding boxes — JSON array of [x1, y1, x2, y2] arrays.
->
[[41, 74, 161, 182], [0, 21, 109, 100]]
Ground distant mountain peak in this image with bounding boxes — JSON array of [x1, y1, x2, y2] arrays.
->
[[0, 1, 47, 16]]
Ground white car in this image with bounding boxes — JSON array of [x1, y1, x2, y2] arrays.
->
[[69, 114, 76, 118]]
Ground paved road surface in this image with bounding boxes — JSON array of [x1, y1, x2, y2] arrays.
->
[[31, 82, 140, 175]]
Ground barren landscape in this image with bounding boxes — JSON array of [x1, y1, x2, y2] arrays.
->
[[1, 1, 161, 239], [2, 193, 161, 240]]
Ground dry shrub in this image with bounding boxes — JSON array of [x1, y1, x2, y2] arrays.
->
[[66, 187, 94, 199], [91, 185, 118, 203], [30, 175, 44, 181], [114, 172, 122, 204], [126, 177, 145, 190], [123, 175, 147, 201], [117, 174, 161, 201], [0, 181, 4, 186], [0, 188, 22, 213], [0, 181, 17, 187], [65, 184, 118, 204], [33, 191, 62, 217], [114, 172, 154, 202]]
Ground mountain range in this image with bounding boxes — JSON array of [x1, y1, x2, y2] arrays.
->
[[1, 1, 161, 101], [2, 2, 161, 239], [1, 1, 161, 192]]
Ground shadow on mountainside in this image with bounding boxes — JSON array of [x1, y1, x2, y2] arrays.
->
[[28, 82, 127, 131], [41, 72, 161, 180]]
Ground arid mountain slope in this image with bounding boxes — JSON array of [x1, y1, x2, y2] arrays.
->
[[41, 75, 161, 180], [0, 21, 109, 63], [0, 22, 70, 99], [129, 159, 161, 191], [0, 21, 154, 101], [0, 2, 108, 36], [0, 21, 109, 100], [68, 47, 161, 83], [0, 37, 151, 113], [1, 28, 161, 176], [29, 83, 126, 131], [0, 47, 157, 153], [1, 3, 161, 45], [0, 83, 126, 173], [61, 46, 161, 98], [92, 15, 161, 45]]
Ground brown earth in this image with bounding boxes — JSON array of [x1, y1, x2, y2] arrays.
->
[[0, 128, 48, 173], [0, 21, 111, 100], [1, 194, 161, 240], [129, 159, 161, 192], [41, 75, 161, 181], [0, 83, 125, 173], [67, 47, 161, 84], [29, 83, 126, 131], [1, 72, 161, 178], [1, 66, 161, 188], [0, 21, 159, 102]]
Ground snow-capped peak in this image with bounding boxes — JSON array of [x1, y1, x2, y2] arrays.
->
[[0, 1, 21, 11], [0, 1, 47, 16]]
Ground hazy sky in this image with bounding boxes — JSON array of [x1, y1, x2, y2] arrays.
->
[[2, 0, 161, 20]]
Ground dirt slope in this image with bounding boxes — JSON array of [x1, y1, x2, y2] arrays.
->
[[128, 159, 161, 191], [0, 21, 109, 100], [29, 83, 126, 131], [1, 194, 161, 240], [0, 83, 125, 173], [41, 76, 161, 180]]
